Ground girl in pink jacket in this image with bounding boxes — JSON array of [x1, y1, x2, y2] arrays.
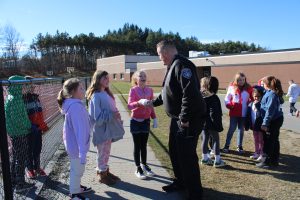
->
[[128, 70, 157, 179], [223, 72, 253, 154]]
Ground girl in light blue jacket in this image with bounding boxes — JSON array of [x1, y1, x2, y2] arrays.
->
[[86, 70, 124, 185]]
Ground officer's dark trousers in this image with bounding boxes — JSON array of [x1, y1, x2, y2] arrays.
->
[[169, 118, 203, 199]]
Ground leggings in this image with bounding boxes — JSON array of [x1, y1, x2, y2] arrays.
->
[[132, 132, 149, 166]]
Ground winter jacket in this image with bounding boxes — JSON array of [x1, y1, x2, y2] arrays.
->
[[128, 86, 156, 119], [245, 102, 263, 131], [23, 93, 49, 132], [260, 90, 283, 127], [89, 92, 125, 145], [62, 98, 91, 164], [152, 54, 206, 122], [4, 75, 31, 137], [224, 83, 253, 117], [202, 91, 223, 132], [286, 83, 300, 103]]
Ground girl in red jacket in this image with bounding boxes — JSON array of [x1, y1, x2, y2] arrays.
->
[[223, 72, 253, 154]]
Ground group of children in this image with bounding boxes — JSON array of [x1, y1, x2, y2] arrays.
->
[[4, 75, 48, 193], [60, 69, 286, 199], [4, 69, 287, 199], [203, 72, 285, 169], [60, 70, 157, 199]]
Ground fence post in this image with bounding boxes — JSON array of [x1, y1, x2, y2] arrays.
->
[[0, 83, 13, 200], [85, 78, 88, 107]]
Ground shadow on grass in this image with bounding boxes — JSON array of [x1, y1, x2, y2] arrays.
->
[[221, 152, 300, 183], [203, 187, 263, 200]]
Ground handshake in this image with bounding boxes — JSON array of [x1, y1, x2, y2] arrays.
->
[[137, 99, 153, 107]]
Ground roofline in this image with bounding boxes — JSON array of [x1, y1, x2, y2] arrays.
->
[[188, 47, 300, 59]]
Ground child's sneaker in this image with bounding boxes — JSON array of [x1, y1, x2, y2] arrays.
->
[[236, 146, 244, 154], [135, 166, 146, 180], [141, 164, 155, 177], [80, 185, 92, 193], [250, 153, 259, 160], [222, 146, 230, 153], [26, 169, 36, 179], [210, 150, 215, 159], [70, 193, 89, 200], [296, 110, 300, 118], [36, 168, 47, 176], [201, 158, 213, 165], [256, 155, 266, 163], [214, 159, 226, 168]]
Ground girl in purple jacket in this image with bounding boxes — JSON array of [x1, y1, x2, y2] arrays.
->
[[58, 78, 91, 200]]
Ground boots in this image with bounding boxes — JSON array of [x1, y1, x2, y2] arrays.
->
[[97, 170, 116, 185], [107, 168, 121, 181]]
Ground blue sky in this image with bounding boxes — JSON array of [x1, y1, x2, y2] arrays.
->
[[0, 0, 299, 50]]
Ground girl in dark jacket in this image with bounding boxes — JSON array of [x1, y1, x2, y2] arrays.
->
[[200, 76, 225, 167], [245, 86, 265, 162]]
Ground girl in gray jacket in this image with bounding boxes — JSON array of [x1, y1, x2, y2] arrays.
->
[[87, 70, 125, 185]]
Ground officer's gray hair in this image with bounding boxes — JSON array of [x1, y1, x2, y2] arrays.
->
[[156, 40, 177, 52]]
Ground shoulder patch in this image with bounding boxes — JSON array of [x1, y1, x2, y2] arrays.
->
[[181, 68, 192, 79]]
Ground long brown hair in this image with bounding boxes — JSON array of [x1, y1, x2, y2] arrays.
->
[[57, 78, 81, 109], [86, 70, 114, 100], [262, 76, 284, 97], [232, 72, 251, 90]]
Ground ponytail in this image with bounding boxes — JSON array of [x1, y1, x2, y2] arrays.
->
[[57, 78, 80, 109], [57, 90, 65, 109], [262, 76, 284, 103]]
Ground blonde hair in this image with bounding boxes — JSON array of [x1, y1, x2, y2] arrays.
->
[[86, 70, 114, 100], [232, 72, 251, 90], [131, 70, 146, 86], [57, 78, 81, 109]]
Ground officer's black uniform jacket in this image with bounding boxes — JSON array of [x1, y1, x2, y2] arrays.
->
[[152, 54, 206, 123]]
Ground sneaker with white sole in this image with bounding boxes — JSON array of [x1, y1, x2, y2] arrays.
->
[[222, 146, 230, 153], [214, 159, 226, 168], [256, 155, 266, 163], [135, 166, 147, 179], [201, 158, 213, 165], [70, 193, 90, 200], [250, 153, 259, 160], [210, 150, 215, 159], [141, 164, 155, 177], [237, 146, 244, 154]]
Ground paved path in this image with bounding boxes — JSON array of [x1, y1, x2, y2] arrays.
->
[[80, 95, 182, 199]]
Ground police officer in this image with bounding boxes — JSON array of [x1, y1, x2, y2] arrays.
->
[[152, 40, 206, 200]]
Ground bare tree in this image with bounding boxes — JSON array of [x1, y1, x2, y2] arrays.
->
[[2, 24, 23, 68]]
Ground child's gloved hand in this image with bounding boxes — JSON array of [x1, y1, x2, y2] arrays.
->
[[153, 118, 158, 128]]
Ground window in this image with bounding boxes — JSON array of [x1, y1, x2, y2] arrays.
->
[[120, 73, 124, 80], [113, 74, 117, 80]]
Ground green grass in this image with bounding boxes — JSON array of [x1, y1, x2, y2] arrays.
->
[[116, 88, 300, 200], [111, 81, 162, 94]]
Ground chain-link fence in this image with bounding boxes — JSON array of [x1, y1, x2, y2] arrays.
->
[[0, 77, 91, 200]]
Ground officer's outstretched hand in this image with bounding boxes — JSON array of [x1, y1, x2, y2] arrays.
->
[[153, 118, 158, 128]]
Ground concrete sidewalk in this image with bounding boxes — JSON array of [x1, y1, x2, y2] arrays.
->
[[80, 95, 182, 199]]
